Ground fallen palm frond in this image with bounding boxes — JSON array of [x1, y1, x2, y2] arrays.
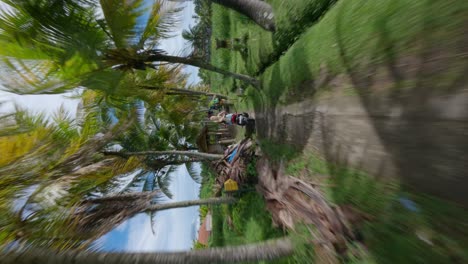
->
[[212, 138, 257, 195], [255, 157, 362, 263]]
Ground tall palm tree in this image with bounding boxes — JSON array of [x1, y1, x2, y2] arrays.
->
[[0, 94, 145, 249], [67, 188, 236, 241], [103, 150, 223, 160], [211, 0, 275, 31], [2, 237, 293, 264], [171, 0, 276, 31], [130, 67, 227, 98], [0, 0, 258, 96]]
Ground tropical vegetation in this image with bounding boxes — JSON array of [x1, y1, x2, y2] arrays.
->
[[1, 0, 468, 263]]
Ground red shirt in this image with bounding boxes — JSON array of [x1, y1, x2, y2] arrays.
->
[[231, 114, 237, 124]]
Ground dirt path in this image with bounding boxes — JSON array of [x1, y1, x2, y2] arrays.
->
[[254, 68, 468, 207]]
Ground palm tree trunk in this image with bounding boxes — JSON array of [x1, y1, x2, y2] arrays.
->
[[167, 88, 228, 99], [138, 86, 228, 99], [145, 197, 236, 212], [211, 0, 276, 31], [217, 138, 237, 145], [86, 195, 234, 210], [146, 158, 206, 170], [103, 150, 223, 160], [2, 237, 293, 264], [146, 53, 259, 87], [168, 0, 275, 31], [85, 190, 161, 203]]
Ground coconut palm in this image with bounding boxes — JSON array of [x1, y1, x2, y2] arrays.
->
[[0, 0, 258, 97], [2, 237, 293, 264], [103, 150, 223, 160], [0, 93, 147, 249], [211, 0, 275, 31], [171, 0, 276, 31], [125, 67, 227, 101], [77, 194, 235, 226]]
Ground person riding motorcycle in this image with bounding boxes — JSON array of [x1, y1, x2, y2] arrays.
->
[[209, 111, 249, 126]]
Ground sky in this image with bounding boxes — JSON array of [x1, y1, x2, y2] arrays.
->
[[158, 1, 201, 86], [92, 164, 202, 252], [0, 1, 204, 252]]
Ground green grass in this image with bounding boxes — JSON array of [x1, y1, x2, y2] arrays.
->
[[201, 160, 316, 263], [210, 0, 467, 108], [264, 0, 338, 72], [259, 139, 300, 162], [286, 152, 468, 263], [209, 0, 339, 96], [198, 163, 283, 250], [260, 0, 468, 106], [208, 0, 468, 262]]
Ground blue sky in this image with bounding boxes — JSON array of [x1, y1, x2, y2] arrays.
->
[[92, 164, 202, 252]]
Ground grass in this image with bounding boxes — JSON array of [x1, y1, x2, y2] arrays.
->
[[203, 160, 284, 248], [211, 0, 467, 109], [199, 161, 316, 263], [260, 0, 468, 106], [286, 152, 468, 263], [208, 0, 468, 262], [259, 139, 300, 162], [209, 0, 339, 96]]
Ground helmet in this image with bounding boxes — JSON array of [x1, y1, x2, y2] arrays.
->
[[236, 114, 248, 126]]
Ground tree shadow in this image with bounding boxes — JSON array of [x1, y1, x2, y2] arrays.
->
[[332, 0, 468, 206], [254, 44, 322, 157], [317, 2, 468, 262]]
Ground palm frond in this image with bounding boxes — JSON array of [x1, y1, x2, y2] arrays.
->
[[156, 165, 174, 198], [119, 169, 148, 193], [185, 162, 201, 184], [98, 0, 145, 48], [1, 0, 103, 60], [0, 1, 105, 94], [137, 0, 181, 49], [0, 108, 48, 137]]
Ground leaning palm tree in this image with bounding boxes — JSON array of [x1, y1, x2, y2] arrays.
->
[[103, 150, 223, 161], [129, 67, 228, 98], [0, 0, 258, 97], [2, 237, 294, 264], [171, 0, 276, 31], [73, 193, 235, 237], [211, 0, 275, 31], [0, 94, 146, 249]]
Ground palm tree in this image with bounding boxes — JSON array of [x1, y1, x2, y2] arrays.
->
[[2, 237, 293, 264], [129, 67, 227, 98], [0, 0, 258, 96], [171, 0, 276, 31], [211, 0, 275, 31], [0, 94, 146, 249], [182, 25, 204, 49], [103, 150, 223, 160], [70, 191, 236, 240]]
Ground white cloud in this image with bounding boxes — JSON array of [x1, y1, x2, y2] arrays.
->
[[0, 90, 80, 119]]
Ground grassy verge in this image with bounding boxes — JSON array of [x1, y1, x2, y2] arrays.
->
[[209, 0, 339, 95], [286, 152, 468, 263], [260, 0, 467, 106], [208, 0, 468, 262], [199, 162, 316, 263], [210, 0, 467, 108], [202, 160, 284, 249]]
